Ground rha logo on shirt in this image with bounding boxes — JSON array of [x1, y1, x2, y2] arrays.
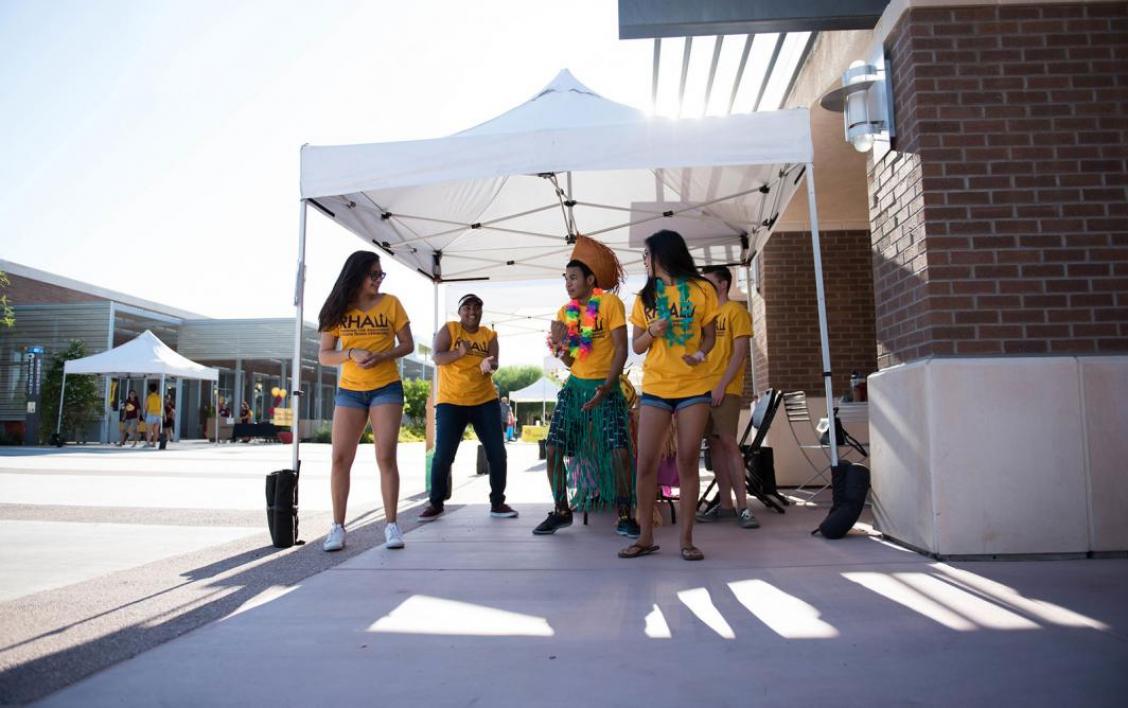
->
[[644, 302, 696, 326], [341, 313, 391, 335], [456, 338, 490, 358], [715, 315, 729, 335]]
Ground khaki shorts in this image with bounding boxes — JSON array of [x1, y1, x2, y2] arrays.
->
[[705, 394, 742, 439]]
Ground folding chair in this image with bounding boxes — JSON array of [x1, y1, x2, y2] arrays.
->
[[697, 388, 788, 515], [784, 391, 868, 504]]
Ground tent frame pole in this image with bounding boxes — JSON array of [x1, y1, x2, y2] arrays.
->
[[804, 162, 839, 467], [291, 199, 308, 473], [744, 261, 757, 394], [55, 372, 67, 438]]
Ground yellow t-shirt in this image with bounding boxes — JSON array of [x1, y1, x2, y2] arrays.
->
[[703, 300, 754, 396], [437, 322, 498, 406], [555, 291, 627, 381], [328, 294, 410, 391], [146, 392, 162, 416], [629, 279, 719, 398]]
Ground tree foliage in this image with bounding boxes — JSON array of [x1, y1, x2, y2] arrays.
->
[[0, 270, 14, 328], [492, 365, 542, 398], [402, 377, 430, 421], [39, 340, 102, 443]]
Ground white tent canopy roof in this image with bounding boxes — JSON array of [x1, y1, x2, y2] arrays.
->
[[64, 330, 219, 380], [300, 69, 812, 283], [507, 376, 562, 403]]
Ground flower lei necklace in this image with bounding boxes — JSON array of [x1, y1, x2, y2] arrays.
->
[[655, 279, 693, 346], [561, 289, 603, 360]]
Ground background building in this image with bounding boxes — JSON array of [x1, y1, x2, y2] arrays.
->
[[0, 259, 433, 443]]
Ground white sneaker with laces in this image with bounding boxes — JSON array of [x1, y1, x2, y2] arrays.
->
[[384, 522, 405, 549], [323, 523, 346, 552]]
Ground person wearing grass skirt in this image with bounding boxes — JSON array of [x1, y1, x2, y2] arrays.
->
[[534, 236, 639, 538]]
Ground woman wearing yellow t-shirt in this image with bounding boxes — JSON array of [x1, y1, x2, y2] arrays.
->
[[417, 293, 517, 522], [317, 251, 415, 552], [623, 229, 717, 562]]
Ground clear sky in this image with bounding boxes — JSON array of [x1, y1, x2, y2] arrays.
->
[[0, 1, 763, 365]]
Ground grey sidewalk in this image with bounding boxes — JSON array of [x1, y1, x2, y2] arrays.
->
[[18, 441, 1128, 707]]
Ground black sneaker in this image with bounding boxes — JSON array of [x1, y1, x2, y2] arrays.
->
[[490, 503, 519, 518], [532, 510, 573, 535], [616, 517, 641, 538], [418, 504, 444, 522]]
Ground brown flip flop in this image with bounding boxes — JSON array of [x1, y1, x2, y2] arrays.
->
[[680, 546, 705, 561], [618, 543, 660, 558]]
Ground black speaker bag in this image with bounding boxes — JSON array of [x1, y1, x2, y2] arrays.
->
[[266, 468, 299, 548], [747, 447, 778, 495], [815, 462, 870, 539]]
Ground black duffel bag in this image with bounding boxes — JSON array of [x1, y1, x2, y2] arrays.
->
[[812, 461, 870, 539], [266, 466, 302, 548]]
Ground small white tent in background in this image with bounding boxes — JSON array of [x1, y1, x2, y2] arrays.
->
[[58, 330, 219, 444], [508, 376, 563, 423]]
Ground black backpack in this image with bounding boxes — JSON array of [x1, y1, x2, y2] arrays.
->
[[812, 462, 870, 539]]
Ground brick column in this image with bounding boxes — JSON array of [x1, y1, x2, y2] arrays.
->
[[873, 1, 1128, 362], [751, 230, 878, 395], [867, 1, 1128, 557]]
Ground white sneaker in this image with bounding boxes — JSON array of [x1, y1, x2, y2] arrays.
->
[[384, 522, 405, 549], [323, 523, 346, 552]]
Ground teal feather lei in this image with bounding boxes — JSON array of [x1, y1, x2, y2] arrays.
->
[[655, 278, 693, 346]]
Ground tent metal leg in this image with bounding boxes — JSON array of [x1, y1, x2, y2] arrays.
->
[[429, 280, 439, 453], [291, 199, 308, 473], [804, 161, 838, 466], [743, 261, 756, 394], [55, 372, 67, 437]]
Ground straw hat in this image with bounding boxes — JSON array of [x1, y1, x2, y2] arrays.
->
[[570, 235, 624, 292]]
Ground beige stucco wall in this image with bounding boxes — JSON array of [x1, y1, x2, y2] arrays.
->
[[868, 356, 1128, 556]]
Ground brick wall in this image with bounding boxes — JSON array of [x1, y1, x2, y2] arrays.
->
[[872, 1, 1128, 366], [752, 230, 878, 394]]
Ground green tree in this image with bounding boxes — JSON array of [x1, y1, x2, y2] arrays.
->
[[39, 340, 102, 443], [402, 377, 430, 421], [492, 365, 542, 398], [0, 270, 14, 328]]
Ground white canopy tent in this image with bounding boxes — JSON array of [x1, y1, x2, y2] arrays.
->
[[293, 70, 840, 472], [57, 330, 220, 442], [508, 376, 563, 423]]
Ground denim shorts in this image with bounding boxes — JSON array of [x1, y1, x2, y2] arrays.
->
[[640, 391, 711, 413], [335, 381, 404, 409]]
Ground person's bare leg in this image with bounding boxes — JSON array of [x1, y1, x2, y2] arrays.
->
[[370, 403, 403, 523], [631, 405, 672, 549], [717, 433, 748, 510], [330, 406, 369, 525], [711, 436, 735, 510], [674, 404, 710, 551], [614, 448, 633, 515], [545, 445, 568, 510]]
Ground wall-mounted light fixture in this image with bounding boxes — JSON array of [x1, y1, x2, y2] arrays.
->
[[820, 48, 894, 156]]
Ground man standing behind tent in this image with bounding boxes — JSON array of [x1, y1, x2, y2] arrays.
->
[[697, 265, 759, 530], [419, 294, 518, 521], [535, 237, 638, 538]]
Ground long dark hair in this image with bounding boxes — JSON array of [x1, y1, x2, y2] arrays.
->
[[639, 230, 705, 309], [318, 251, 380, 332]]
